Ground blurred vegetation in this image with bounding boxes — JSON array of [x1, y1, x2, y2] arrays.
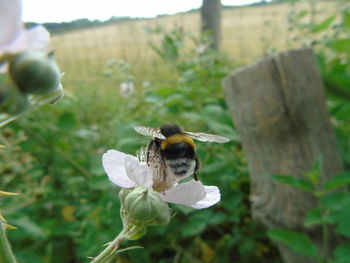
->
[[1, 1, 350, 262]]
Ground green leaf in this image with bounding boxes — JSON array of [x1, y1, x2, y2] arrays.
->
[[311, 15, 336, 33], [336, 221, 350, 238], [270, 175, 314, 192], [267, 229, 318, 258], [304, 208, 324, 227], [164, 94, 183, 106], [321, 192, 350, 211], [182, 210, 212, 237], [331, 209, 350, 237], [56, 112, 77, 130], [11, 216, 46, 239], [333, 243, 350, 263], [182, 220, 207, 238], [207, 212, 227, 226], [296, 10, 308, 19], [343, 9, 350, 30], [153, 87, 175, 97], [323, 172, 350, 191], [303, 157, 322, 185], [330, 39, 350, 54]]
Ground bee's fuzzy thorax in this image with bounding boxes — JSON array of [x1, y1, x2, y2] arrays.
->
[[161, 134, 196, 150], [160, 124, 183, 137]]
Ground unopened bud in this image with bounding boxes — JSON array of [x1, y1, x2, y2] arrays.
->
[[0, 83, 28, 115], [119, 188, 133, 207], [9, 51, 60, 95], [124, 186, 171, 226]]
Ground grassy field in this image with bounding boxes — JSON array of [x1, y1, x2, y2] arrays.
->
[[50, 1, 337, 95]]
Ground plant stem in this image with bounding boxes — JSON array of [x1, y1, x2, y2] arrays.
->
[[90, 228, 128, 263], [322, 220, 330, 259], [0, 221, 17, 263]]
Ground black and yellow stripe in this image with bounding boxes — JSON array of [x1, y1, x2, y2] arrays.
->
[[161, 134, 196, 150]]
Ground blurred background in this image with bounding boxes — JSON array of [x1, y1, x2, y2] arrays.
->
[[1, 0, 349, 262]]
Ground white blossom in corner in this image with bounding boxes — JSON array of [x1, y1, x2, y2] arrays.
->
[[0, 0, 49, 71]]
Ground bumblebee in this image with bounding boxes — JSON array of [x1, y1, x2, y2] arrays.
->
[[135, 124, 229, 191]]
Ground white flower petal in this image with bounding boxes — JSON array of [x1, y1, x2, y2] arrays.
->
[[1, 25, 50, 54], [161, 180, 206, 206], [0, 0, 22, 47], [21, 25, 50, 51], [102, 150, 136, 188], [191, 185, 221, 209], [125, 155, 153, 188]]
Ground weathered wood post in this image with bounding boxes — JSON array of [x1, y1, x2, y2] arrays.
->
[[222, 48, 344, 263], [200, 0, 221, 51]]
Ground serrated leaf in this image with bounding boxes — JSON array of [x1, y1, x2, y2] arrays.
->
[[323, 172, 350, 191], [267, 229, 318, 257], [311, 15, 336, 33], [270, 175, 314, 192]]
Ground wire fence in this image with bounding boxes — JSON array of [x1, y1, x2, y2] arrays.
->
[[49, 1, 338, 92]]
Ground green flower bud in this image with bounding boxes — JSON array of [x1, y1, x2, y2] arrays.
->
[[0, 83, 28, 115], [119, 188, 133, 208], [9, 51, 60, 95], [124, 186, 171, 226]]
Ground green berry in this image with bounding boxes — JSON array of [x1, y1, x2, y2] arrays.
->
[[9, 51, 60, 95]]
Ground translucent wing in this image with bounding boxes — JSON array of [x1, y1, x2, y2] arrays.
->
[[134, 126, 166, 139], [184, 131, 230, 143]]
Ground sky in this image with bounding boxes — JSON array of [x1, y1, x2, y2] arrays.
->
[[22, 0, 264, 23]]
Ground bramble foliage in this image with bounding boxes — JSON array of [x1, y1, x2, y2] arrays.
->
[[0, 26, 280, 263], [0, 2, 349, 263], [268, 165, 350, 262]]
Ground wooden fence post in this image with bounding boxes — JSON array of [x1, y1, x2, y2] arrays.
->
[[222, 48, 344, 263], [200, 0, 221, 51]]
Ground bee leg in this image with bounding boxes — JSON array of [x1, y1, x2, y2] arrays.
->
[[193, 156, 200, 181], [159, 149, 168, 192], [162, 169, 167, 193]]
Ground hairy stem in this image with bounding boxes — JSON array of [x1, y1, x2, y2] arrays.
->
[[0, 221, 17, 263], [90, 228, 128, 263]]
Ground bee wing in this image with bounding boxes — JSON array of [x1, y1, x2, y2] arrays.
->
[[184, 131, 230, 143], [134, 126, 166, 140]]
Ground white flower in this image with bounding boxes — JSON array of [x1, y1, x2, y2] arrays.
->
[[0, 0, 49, 71], [119, 82, 134, 98], [103, 150, 221, 209]]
